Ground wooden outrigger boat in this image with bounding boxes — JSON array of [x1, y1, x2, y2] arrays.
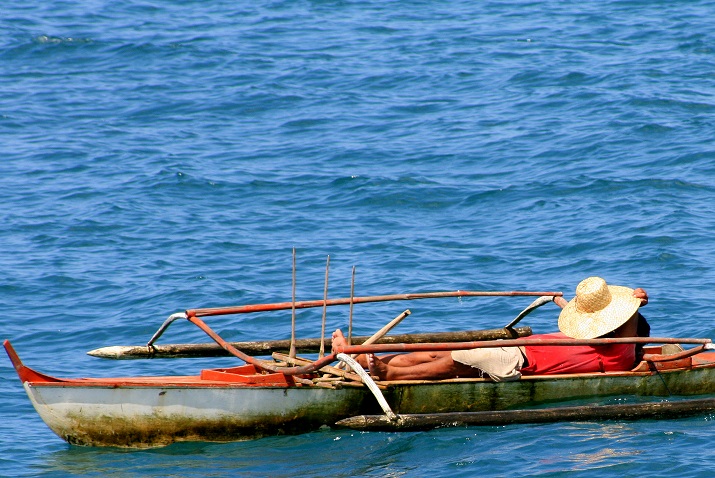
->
[[6, 286, 715, 448], [6, 336, 715, 448]]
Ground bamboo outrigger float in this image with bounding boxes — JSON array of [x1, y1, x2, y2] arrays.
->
[[6, 285, 715, 448]]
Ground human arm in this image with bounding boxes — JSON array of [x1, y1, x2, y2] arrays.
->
[[553, 296, 569, 308]]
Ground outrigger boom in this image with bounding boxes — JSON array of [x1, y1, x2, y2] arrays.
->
[[185, 290, 564, 318], [129, 289, 561, 362]]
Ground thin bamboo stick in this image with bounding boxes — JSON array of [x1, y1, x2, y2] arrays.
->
[[289, 247, 297, 358], [348, 266, 355, 346], [319, 255, 330, 359]]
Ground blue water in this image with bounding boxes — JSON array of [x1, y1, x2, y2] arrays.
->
[[3, 0, 715, 475]]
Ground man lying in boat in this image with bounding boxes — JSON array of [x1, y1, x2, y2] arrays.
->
[[331, 276, 650, 381]]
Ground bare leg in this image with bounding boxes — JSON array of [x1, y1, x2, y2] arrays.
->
[[367, 353, 483, 381], [331, 329, 452, 370], [331, 329, 408, 368], [382, 351, 448, 367]]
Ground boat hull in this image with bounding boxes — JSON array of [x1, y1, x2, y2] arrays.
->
[[8, 339, 715, 448], [23, 382, 370, 447], [22, 364, 715, 448]]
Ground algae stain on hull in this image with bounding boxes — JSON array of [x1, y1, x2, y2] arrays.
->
[[388, 367, 715, 415], [30, 385, 370, 448], [23, 362, 715, 448]]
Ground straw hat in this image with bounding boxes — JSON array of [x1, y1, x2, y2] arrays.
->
[[558, 277, 641, 339]]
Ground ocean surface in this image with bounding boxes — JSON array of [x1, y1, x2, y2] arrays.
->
[[3, 0, 715, 475]]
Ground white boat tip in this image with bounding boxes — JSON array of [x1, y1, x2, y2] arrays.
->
[[86, 346, 124, 359]]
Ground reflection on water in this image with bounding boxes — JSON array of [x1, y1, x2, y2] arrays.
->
[[568, 446, 642, 468], [30, 413, 715, 477], [567, 422, 639, 441]]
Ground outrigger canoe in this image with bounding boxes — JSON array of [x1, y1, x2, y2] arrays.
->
[[6, 289, 715, 448]]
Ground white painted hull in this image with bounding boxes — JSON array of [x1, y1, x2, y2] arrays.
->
[[25, 381, 369, 447], [9, 340, 715, 448]]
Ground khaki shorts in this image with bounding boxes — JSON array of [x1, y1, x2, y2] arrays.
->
[[451, 346, 525, 382]]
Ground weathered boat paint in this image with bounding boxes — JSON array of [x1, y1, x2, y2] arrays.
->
[[7, 340, 715, 448], [23, 382, 370, 447]]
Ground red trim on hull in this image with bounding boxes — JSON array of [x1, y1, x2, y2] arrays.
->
[[3, 340, 62, 384]]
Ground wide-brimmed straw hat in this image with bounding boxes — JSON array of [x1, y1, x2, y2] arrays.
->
[[558, 276, 641, 339]]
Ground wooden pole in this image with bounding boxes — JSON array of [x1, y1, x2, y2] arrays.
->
[[289, 247, 297, 358], [333, 336, 713, 355], [348, 266, 355, 346], [186, 290, 563, 318], [355, 309, 411, 354], [335, 397, 715, 431], [319, 255, 330, 359], [87, 326, 533, 360]]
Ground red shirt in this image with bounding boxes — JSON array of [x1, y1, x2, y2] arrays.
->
[[520, 332, 637, 375]]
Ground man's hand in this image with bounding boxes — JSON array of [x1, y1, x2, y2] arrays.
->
[[633, 288, 648, 306]]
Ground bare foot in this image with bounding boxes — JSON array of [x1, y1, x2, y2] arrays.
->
[[366, 353, 389, 380], [332, 328, 370, 368], [331, 329, 348, 353]]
